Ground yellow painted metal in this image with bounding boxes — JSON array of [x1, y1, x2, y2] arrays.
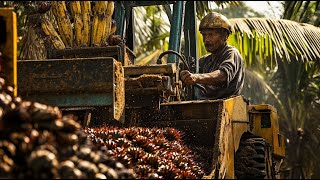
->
[[0, 8, 17, 96], [218, 96, 249, 179], [201, 96, 250, 179], [225, 96, 250, 152], [249, 104, 286, 158], [207, 96, 285, 178]]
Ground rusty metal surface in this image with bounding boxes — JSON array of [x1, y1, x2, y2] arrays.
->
[[136, 100, 225, 147], [17, 57, 125, 123], [18, 57, 115, 94], [48, 45, 125, 64], [17, 57, 122, 122], [125, 75, 172, 94], [22, 93, 114, 107], [123, 63, 177, 77], [48, 45, 124, 64], [124, 64, 179, 103], [124, 75, 175, 123]]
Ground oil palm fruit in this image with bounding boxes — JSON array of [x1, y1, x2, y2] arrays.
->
[[103, 1, 115, 45], [91, 1, 108, 46], [40, 18, 66, 50], [51, 1, 73, 48], [81, 1, 91, 47], [69, 1, 83, 47]]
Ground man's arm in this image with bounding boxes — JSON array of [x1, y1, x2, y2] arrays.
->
[[180, 69, 227, 86]]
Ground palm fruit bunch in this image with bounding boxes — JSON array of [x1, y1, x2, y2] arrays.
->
[[35, 1, 119, 50], [0, 77, 135, 179], [85, 126, 205, 179]]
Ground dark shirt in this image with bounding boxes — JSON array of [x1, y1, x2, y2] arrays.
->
[[197, 44, 245, 100]]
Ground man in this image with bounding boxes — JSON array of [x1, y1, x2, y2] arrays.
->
[[180, 12, 245, 100]]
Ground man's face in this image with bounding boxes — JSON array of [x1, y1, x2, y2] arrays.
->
[[201, 28, 227, 53]]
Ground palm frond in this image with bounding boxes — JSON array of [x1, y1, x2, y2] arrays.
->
[[195, 1, 210, 19], [196, 1, 245, 19], [229, 18, 320, 64], [214, 1, 244, 8], [133, 5, 170, 56], [283, 1, 320, 26]]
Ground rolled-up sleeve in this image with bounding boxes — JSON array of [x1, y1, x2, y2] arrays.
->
[[217, 50, 240, 87]]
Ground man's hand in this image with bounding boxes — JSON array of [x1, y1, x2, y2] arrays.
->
[[180, 70, 198, 85]]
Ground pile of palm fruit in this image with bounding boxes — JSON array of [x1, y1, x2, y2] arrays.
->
[[0, 77, 135, 179], [86, 126, 205, 179], [0, 74, 205, 178]]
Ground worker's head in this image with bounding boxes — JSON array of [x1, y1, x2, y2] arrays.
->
[[199, 12, 232, 53]]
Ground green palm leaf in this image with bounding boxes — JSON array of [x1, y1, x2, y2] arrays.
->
[[283, 1, 320, 26], [228, 18, 320, 65]]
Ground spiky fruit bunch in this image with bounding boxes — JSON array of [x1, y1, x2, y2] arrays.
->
[[33, 1, 119, 49], [86, 126, 205, 179], [0, 77, 135, 179]]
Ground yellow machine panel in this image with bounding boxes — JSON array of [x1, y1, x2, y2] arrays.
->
[[249, 104, 286, 158], [0, 8, 17, 96]]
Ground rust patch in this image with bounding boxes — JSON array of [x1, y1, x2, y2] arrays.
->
[[124, 46, 134, 65], [114, 61, 125, 121], [125, 74, 163, 89]]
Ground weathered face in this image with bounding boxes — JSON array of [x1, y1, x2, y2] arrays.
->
[[201, 28, 228, 53]]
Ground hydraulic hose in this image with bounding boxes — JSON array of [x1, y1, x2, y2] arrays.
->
[[157, 50, 207, 94]]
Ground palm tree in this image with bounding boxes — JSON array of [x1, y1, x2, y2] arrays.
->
[[275, 2, 320, 178], [226, 2, 320, 178], [282, 1, 320, 27], [133, 5, 170, 64]]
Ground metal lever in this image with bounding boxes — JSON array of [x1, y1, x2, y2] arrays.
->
[[157, 50, 207, 95]]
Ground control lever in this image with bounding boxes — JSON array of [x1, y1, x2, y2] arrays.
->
[[157, 50, 207, 95]]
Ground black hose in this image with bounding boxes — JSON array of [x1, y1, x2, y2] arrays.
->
[[157, 50, 190, 71], [157, 50, 207, 95]]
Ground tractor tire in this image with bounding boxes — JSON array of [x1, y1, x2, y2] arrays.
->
[[234, 136, 275, 179]]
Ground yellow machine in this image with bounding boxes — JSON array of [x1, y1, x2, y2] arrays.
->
[[131, 95, 285, 179], [3, 2, 286, 179], [0, 8, 17, 96]]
